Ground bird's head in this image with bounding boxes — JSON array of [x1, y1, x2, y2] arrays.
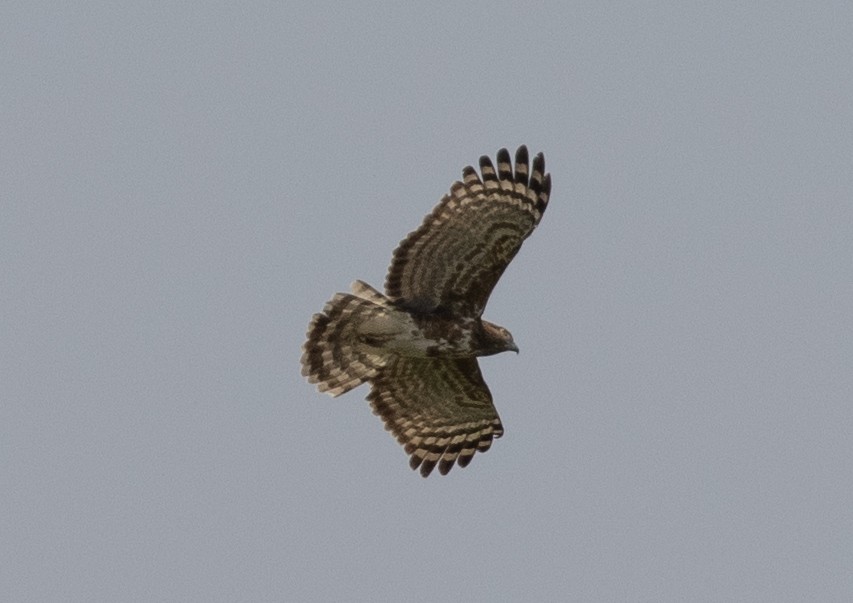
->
[[480, 320, 519, 356]]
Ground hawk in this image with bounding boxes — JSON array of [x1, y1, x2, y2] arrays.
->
[[301, 146, 551, 476]]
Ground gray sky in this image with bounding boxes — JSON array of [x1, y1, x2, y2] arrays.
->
[[3, 3, 852, 601]]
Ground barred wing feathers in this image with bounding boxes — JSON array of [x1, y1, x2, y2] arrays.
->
[[368, 357, 503, 477], [385, 146, 551, 317]]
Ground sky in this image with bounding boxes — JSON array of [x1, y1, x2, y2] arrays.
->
[[2, 3, 852, 601]]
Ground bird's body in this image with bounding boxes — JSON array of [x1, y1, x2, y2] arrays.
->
[[301, 146, 551, 476]]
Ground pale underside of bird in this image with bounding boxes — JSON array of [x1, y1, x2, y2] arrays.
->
[[301, 146, 551, 477]]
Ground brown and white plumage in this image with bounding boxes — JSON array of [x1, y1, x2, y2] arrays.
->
[[386, 146, 550, 317], [367, 357, 504, 477], [301, 146, 551, 476]]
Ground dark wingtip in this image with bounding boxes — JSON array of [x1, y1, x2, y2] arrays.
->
[[461, 165, 480, 185], [419, 458, 437, 477], [495, 148, 513, 181], [456, 452, 474, 468], [532, 151, 545, 173], [478, 154, 497, 182]]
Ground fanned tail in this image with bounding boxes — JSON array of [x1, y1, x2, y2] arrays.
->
[[301, 281, 389, 396]]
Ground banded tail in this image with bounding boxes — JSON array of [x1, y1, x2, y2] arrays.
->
[[301, 281, 390, 396]]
